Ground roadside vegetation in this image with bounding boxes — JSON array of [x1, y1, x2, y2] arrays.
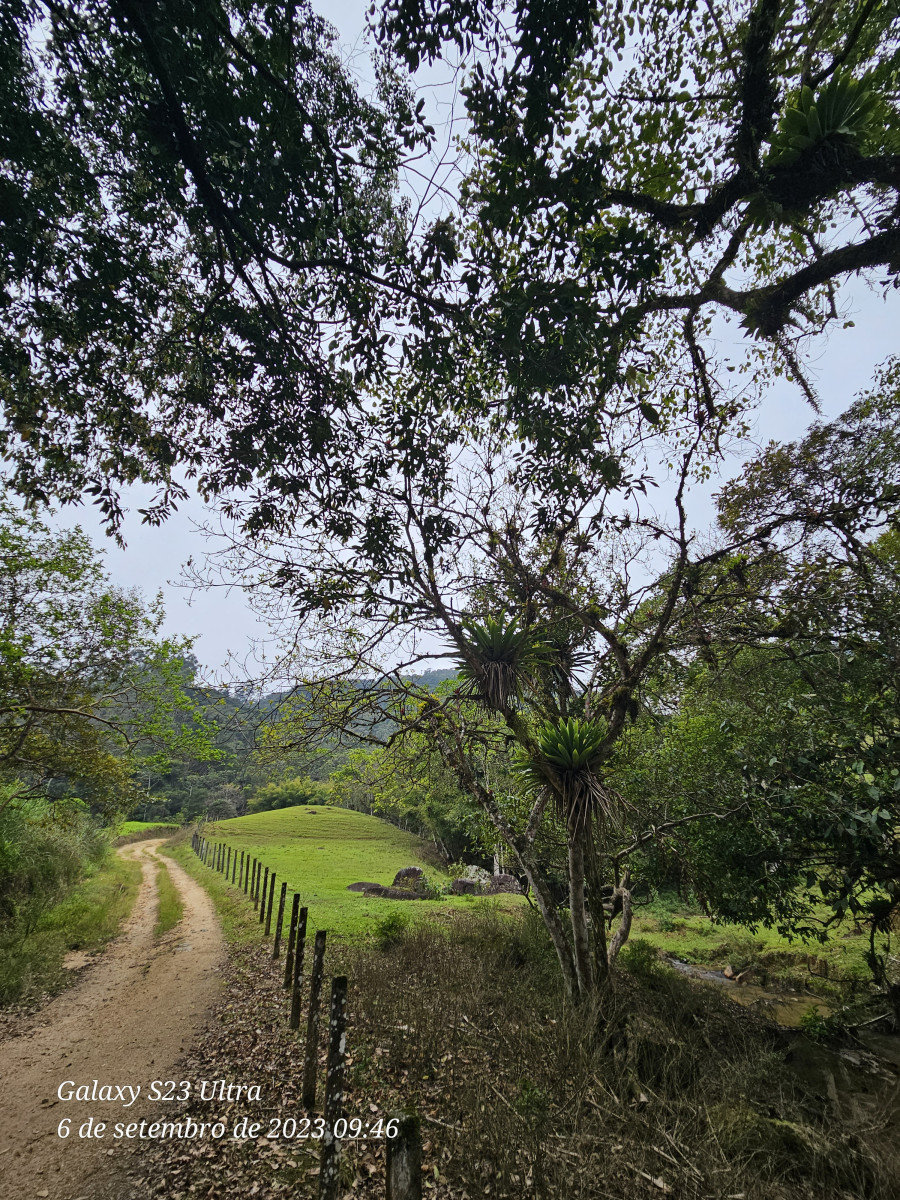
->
[[0, 843, 140, 1006]]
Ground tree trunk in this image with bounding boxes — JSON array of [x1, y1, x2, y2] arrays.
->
[[584, 839, 610, 988], [568, 822, 594, 997], [515, 845, 579, 999], [436, 732, 581, 999], [608, 870, 633, 964]]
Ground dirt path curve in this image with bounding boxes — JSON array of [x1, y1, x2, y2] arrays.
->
[[0, 839, 224, 1199]]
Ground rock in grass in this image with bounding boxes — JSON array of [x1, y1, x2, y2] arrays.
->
[[363, 884, 424, 900], [489, 873, 522, 894], [451, 878, 482, 895], [391, 866, 425, 889]]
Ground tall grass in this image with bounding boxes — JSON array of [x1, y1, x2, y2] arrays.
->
[[0, 797, 139, 1005], [337, 914, 896, 1199]]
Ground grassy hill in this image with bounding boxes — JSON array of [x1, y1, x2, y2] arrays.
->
[[205, 805, 522, 940]]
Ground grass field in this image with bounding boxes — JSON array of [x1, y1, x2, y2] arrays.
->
[[199, 806, 524, 941], [117, 820, 180, 836], [629, 890, 872, 997]]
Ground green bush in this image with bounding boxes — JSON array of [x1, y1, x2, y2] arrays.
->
[[372, 909, 411, 951], [799, 1004, 846, 1043], [0, 795, 107, 934], [619, 937, 664, 979]]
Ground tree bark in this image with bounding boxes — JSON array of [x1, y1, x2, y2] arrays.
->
[[584, 838, 610, 988], [515, 843, 580, 1000], [608, 870, 633, 964], [568, 822, 594, 998]]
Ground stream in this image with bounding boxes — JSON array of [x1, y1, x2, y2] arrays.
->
[[665, 956, 834, 1027]]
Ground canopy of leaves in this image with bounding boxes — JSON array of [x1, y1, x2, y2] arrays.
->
[[0, 0, 433, 533], [380, 0, 900, 438]]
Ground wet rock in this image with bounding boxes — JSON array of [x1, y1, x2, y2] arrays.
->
[[724, 965, 736, 979]]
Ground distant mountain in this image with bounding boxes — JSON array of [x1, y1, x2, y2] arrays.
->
[[408, 668, 459, 690]]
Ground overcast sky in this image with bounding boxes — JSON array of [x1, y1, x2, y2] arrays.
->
[[50, 2, 900, 679]]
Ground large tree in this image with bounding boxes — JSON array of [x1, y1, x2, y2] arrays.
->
[[380, 0, 900, 436], [2, 1, 898, 534], [211, 357, 900, 1002]]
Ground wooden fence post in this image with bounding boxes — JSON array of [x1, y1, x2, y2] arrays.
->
[[265, 873, 276, 936], [226, 846, 231, 878], [301, 930, 328, 1109], [252, 860, 259, 907], [231, 848, 238, 885], [259, 867, 270, 923], [318, 975, 348, 1200], [289, 906, 309, 1030], [241, 851, 247, 892], [284, 894, 300, 988], [386, 1114, 423, 1200], [273, 881, 288, 959]]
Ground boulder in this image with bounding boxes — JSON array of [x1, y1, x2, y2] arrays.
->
[[451, 878, 483, 895], [362, 884, 423, 900], [392, 866, 425, 889], [488, 873, 522, 894], [723, 965, 736, 979], [346, 881, 382, 893]]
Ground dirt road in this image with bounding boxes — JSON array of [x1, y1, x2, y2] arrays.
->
[[0, 839, 224, 1199]]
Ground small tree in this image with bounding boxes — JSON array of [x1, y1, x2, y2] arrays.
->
[[204, 397, 740, 999], [0, 503, 219, 819]]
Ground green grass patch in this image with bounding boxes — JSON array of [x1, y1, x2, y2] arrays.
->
[[153, 858, 184, 937], [117, 820, 180, 835], [631, 891, 872, 995], [193, 806, 524, 943], [0, 851, 142, 1006]]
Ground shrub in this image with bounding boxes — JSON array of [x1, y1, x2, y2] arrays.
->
[[372, 909, 411, 951]]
